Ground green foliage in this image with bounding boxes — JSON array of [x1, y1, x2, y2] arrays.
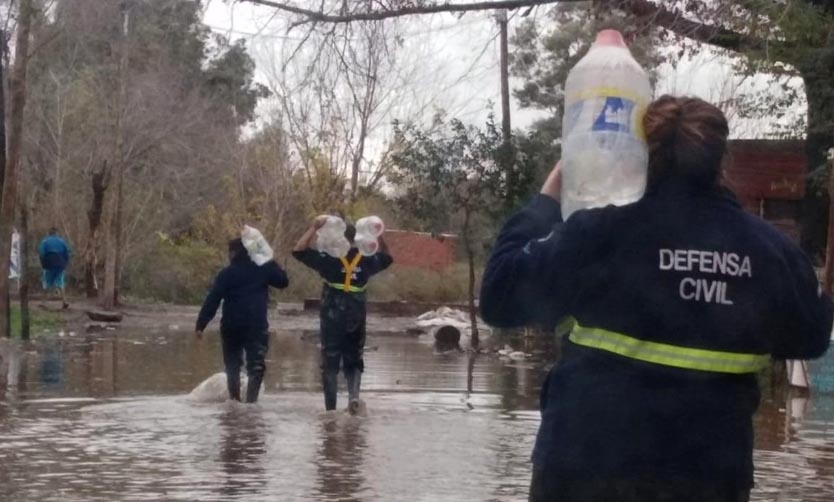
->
[[10, 306, 64, 339], [369, 263, 479, 303], [390, 113, 505, 232], [122, 234, 225, 305], [203, 38, 272, 125]]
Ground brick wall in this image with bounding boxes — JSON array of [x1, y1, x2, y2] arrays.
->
[[384, 230, 457, 270]]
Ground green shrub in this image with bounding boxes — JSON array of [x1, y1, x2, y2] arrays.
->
[[10, 305, 63, 338], [121, 234, 480, 305], [122, 234, 225, 304]]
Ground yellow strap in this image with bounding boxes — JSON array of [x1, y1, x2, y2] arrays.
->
[[339, 253, 363, 291], [568, 322, 770, 374]]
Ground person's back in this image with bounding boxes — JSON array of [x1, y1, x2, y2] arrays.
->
[[481, 95, 833, 501], [292, 216, 393, 412], [196, 238, 289, 403], [38, 229, 71, 308], [39, 233, 69, 270]]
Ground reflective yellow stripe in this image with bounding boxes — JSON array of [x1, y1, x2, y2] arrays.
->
[[338, 254, 363, 291], [568, 323, 770, 374], [327, 282, 366, 293]]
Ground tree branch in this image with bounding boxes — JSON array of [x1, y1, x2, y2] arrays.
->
[[601, 0, 786, 55], [241, 0, 569, 22]]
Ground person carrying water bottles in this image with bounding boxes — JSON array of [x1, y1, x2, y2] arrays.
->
[[196, 238, 289, 403], [293, 215, 393, 414], [480, 96, 833, 502], [38, 227, 71, 309]]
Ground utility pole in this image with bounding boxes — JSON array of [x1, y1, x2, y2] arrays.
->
[[497, 9, 511, 143], [102, 3, 130, 310], [496, 9, 516, 210]]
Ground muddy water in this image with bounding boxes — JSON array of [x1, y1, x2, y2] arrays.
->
[[0, 330, 832, 501]]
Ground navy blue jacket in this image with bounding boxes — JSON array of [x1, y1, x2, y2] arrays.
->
[[481, 180, 833, 488], [196, 256, 289, 333], [292, 248, 393, 291]]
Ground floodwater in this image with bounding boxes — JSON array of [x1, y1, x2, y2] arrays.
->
[[0, 328, 832, 502]]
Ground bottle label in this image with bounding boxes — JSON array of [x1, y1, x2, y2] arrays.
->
[[564, 88, 647, 140]]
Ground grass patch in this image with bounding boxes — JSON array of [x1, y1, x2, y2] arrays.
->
[[10, 305, 64, 338]]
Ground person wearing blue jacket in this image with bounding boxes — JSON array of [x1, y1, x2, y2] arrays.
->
[[481, 95, 833, 502], [196, 238, 289, 403], [38, 228, 71, 309]]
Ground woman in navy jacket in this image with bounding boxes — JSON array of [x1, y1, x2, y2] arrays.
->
[[481, 95, 833, 502]]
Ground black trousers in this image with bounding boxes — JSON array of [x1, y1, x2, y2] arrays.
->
[[221, 328, 269, 403], [320, 288, 366, 410], [528, 467, 751, 502]]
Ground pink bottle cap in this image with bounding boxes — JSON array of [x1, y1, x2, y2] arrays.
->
[[595, 29, 626, 48]]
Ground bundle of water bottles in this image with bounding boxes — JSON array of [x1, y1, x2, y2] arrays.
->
[[241, 225, 274, 265], [316, 215, 385, 258]]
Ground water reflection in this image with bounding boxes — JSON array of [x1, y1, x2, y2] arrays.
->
[[218, 406, 268, 499], [315, 416, 368, 502]]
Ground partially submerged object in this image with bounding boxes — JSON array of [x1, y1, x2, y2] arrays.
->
[[188, 372, 264, 403], [415, 306, 491, 348], [86, 310, 123, 323]]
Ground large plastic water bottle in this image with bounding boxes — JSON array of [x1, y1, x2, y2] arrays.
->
[[241, 225, 274, 266], [316, 216, 350, 258], [355, 216, 385, 256], [560, 29, 652, 219]]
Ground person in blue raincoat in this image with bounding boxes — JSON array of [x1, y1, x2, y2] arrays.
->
[[481, 96, 833, 502], [38, 228, 71, 309]]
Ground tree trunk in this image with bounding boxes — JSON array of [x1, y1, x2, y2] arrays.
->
[[101, 7, 129, 310], [799, 52, 834, 261], [0, 30, 7, 195], [20, 198, 30, 341], [85, 166, 106, 298], [463, 208, 480, 350], [0, 32, 7, 338], [0, 0, 34, 337]]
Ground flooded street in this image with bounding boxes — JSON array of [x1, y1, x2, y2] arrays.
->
[[1, 327, 833, 501]]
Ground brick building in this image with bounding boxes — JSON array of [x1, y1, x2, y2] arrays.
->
[[724, 139, 806, 242], [383, 230, 457, 270]]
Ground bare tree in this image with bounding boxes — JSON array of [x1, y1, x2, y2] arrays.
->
[[0, 0, 35, 337]]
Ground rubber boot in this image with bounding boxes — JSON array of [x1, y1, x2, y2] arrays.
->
[[226, 372, 241, 402], [245, 374, 263, 403], [323, 371, 338, 411], [346, 369, 361, 415]]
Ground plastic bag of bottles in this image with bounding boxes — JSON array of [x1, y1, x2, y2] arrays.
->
[[316, 216, 351, 258], [560, 29, 652, 220], [355, 216, 384, 256], [241, 225, 274, 266]]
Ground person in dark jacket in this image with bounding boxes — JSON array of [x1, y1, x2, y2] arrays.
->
[[292, 216, 393, 413], [196, 238, 289, 403], [38, 228, 71, 309], [481, 95, 833, 502]]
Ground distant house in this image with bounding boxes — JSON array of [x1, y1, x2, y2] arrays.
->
[[724, 139, 806, 242]]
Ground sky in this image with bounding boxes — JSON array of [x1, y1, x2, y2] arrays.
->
[[201, 0, 805, 143]]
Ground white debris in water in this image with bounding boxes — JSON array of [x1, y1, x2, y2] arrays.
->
[[168, 324, 180, 331], [415, 306, 492, 345], [187, 372, 264, 403]]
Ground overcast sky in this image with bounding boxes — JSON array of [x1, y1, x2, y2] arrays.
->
[[202, 1, 805, 141]]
